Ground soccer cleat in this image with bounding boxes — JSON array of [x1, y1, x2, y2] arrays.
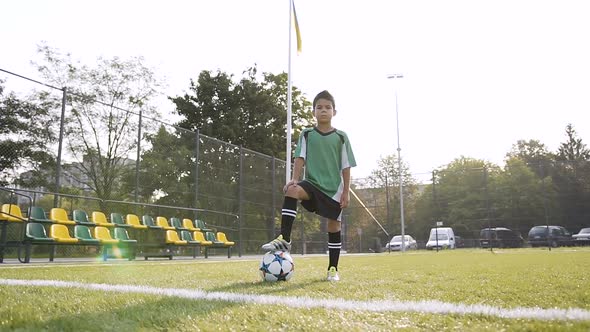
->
[[327, 266, 340, 282], [261, 235, 291, 252]]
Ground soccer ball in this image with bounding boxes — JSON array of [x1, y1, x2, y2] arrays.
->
[[259, 251, 294, 282]]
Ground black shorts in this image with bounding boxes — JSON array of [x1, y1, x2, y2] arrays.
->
[[298, 180, 342, 221]]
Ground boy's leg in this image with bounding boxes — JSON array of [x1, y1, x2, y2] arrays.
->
[[261, 184, 309, 251], [327, 219, 342, 281]]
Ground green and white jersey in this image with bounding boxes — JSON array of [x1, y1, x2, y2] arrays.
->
[[294, 127, 357, 201]]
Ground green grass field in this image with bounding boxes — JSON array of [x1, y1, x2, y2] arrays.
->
[[0, 248, 589, 331]]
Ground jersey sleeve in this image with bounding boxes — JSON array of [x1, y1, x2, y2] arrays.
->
[[293, 130, 308, 159], [341, 132, 357, 169]]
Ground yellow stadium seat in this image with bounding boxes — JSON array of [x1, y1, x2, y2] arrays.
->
[[192, 231, 212, 246], [94, 226, 119, 244], [91, 211, 115, 228], [217, 232, 236, 246], [126, 214, 148, 229], [166, 230, 187, 245], [49, 224, 79, 243], [0, 204, 26, 222], [182, 218, 200, 231], [156, 216, 176, 230], [50, 208, 77, 225]]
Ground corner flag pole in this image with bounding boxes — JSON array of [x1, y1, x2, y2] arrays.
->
[[286, 0, 293, 184]]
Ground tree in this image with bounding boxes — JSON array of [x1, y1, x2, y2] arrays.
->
[[0, 80, 57, 187], [505, 139, 552, 177], [32, 44, 163, 208], [552, 124, 590, 230], [170, 65, 314, 160]]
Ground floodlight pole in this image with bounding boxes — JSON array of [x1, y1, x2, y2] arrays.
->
[[387, 74, 405, 252]]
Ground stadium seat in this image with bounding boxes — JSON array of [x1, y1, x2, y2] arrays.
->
[[23, 222, 55, 263], [50, 224, 79, 243], [94, 226, 119, 245], [180, 230, 202, 258], [170, 217, 188, 231], [49, 208, 77, 225], [195, 219, 213, 232], [166, 230, 187, 245], [125, 214, 148, 229], [205, 231, 233, 258], [192, 231, 212, 257], [156, 217, 176, 230], [110, 213, 131, 228], [94, 226, 119, 261], [72, 210, 96, 226], [113, 228, 137, 260], [0, 204, 27, 222], [142, 215, 162, 229], [216, 232, 236, 246], [74, 225, 101, 245], [28, 206, 54, 224], [182, 218, 200, 231], [91, 211, 115, 228]]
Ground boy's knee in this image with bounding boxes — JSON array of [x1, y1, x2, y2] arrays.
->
[[286, 185, 305, 199], [327, 220, 341, 232]]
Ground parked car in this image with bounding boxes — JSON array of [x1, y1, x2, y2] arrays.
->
[[426, 227, 455, 250], [572, 227, 590, 246], [527, 225, 573, 247], [479, 227, 524, 248], [385, 235, 417, 251], [454, 235, 465, 248]]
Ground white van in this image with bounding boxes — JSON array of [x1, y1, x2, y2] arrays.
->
[[426, 227, 456, 250]]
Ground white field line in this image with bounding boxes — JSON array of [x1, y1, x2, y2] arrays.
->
[[1, 278, 589, 321]]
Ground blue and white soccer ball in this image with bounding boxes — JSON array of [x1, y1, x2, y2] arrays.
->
[[259, 250, 295, 282]]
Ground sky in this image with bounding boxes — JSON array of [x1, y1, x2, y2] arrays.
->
[[2, 0, 590, 181]]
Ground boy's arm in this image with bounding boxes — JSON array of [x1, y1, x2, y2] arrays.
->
[[284, 157, 305, 192], [341, 167, 351, 208]]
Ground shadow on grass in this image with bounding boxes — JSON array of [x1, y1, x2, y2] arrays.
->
[[208, 277, 326, 295], [8, 294, 240, 331]]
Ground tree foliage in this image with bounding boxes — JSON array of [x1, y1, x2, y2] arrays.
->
[[170, 65, 314, 159], [32, 44, 163, 204], [0, 80, 57, 187]]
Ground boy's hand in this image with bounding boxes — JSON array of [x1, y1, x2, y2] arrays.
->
[[283, 180, 297, 193], [340, 190, 350, 208]]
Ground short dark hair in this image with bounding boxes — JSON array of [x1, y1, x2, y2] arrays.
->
[[313, 90, 335, 109]]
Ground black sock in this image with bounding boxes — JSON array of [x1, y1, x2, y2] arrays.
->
[[280, 197, 297, 242], [328, 231, 341, 270]]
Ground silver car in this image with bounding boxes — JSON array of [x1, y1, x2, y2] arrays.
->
[[385, 235, 417, 251], [573, 228, 590, 246]]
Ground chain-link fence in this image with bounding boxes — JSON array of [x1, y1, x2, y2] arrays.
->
[[2, 70, 590, 259]]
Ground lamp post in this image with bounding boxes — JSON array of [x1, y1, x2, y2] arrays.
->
[[387, 73, 405, 252]]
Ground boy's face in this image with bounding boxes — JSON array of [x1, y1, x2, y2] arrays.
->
[[314, 98, 336, 124]]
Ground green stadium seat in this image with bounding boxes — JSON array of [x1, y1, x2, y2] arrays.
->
[[74, 225, 100, 245], [23, 222, 55, 263], [195, 219, 213, 232], [113, 228, 137, 260], [142, 215, 162, 229], [170, 217, 188, 231], [72, 210, 96, 226], [180, 230, 202, 258], [28, 206, 54, 224], [110, 213, 131, 228]]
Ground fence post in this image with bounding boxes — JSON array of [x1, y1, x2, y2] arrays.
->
[[271, 157, 276, 241], [194, 129, 200, 210], [484, 166, 492, 251], [54, 87, 67, 207], [238, 146, 244, 257], [541, 162, 551, 251], [134, 109, 142, 204]]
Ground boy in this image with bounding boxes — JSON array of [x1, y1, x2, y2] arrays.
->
[[261, 90, 356, 281]]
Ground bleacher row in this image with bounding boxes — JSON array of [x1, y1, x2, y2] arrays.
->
[[0, 203, 235, 263]]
